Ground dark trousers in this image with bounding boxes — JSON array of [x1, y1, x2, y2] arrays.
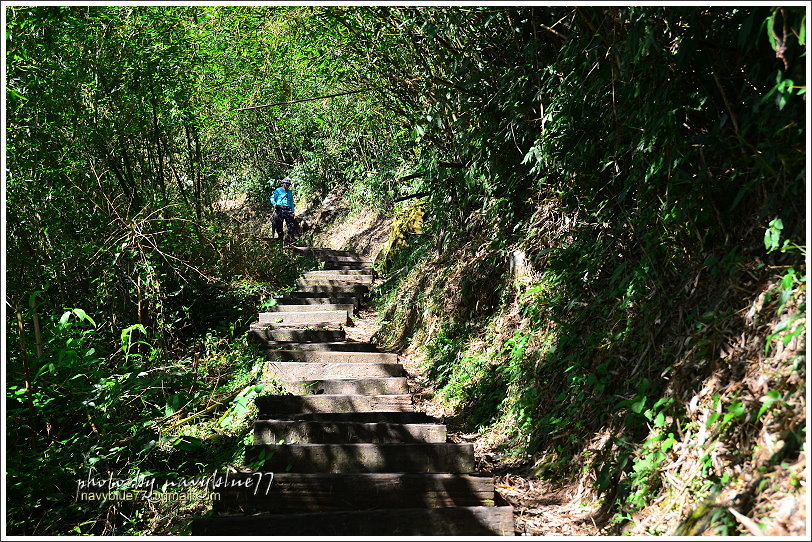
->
[[274, 206, 296, 239]]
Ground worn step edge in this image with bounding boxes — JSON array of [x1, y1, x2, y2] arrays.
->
[[277, 377, 409, 395], [297, 276, 374, 284], [264, 342, 379, 352], [276, 296, 361, 306], [295, 282, 372, 290], [299, 275, 374, 284], [301, 282, 373, 290], [211, 472, 492, 513], [296, 248, 366, 257], [249, 325, 346, 343], [244, 442, 475, 473], [320, 257, 374, 263], [287, 286, 368, 295], [255, 324, 346, 332], [266, 349, 396, 362], [192, 505, 514, 536], [257, 411, 441, 424], [264, 304, 355, 313], [321, 265, 376, 271], [253, 419, 446, 444], [305, 270, 376, 277], [306, 249, 361, 256], [263, 361, 405, 380], [259, 310, 349, 325], [255, 394, 414, 414]]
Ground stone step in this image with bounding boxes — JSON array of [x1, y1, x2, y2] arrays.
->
[[316, 251, 361, 257], [315, 251, 371, 258], [267, 350, 398, 363], [264, 303, 355, 313], [323, 268, 376, 274], [306, 269, 375, 276], [258, 411, 442, 424], [264, 361, 405, 381], [279, 377, 409, 395], [303, 270, 375, 277], [301, 268, 379, 279], [321, 256, 373, 263], [189, 246, 514, 537], [253, 419, 446, 444], [192, 505, 514, 536], [288, 285, 369, 295], [256, 322, 342, 330], [249, 325, 346, 343], [321, 263, 376, 271], [255, 394, 414, 415], [264, 342, 379, 352], [259, 310, 349, 326], [298, 275, 374, 285], [277, 296, 361, 307], [244, 442, 475, 473], [319, 263, 374, 271], [295, 248, 360, 257], [211, 472, 490, 513]]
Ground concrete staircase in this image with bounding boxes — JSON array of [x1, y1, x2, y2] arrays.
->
[[192, 248, 514, 536]]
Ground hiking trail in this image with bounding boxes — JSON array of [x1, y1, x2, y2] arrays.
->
[[192, 246, 515, 536]]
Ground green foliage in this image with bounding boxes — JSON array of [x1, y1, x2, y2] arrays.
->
[[193, 6, 416, 210], [376, 200, 427, 271], [764, 217, 806, 256], [5, 4, 807, 536], [366, 6, 805, 532], [5, 308, 270, 535], [218, 384, 266, 430]]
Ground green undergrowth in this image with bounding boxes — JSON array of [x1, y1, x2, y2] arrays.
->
[[374, 211, 805, 534], [6, 309, 288, 535], [370, 6, 805, 535], [6, 4, 807, 537], [4, 244, 313, 535], [6, 169, 321, 534]]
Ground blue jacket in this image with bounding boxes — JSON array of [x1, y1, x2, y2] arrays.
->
[[271, 186, 295, 212]]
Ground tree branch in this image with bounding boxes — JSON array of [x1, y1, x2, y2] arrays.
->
[[398, 172, 424, 182], [235, 88, 374, 111]]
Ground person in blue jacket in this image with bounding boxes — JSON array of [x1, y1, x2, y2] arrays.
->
[[270, 177, 296, 241]]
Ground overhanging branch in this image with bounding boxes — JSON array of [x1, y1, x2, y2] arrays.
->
[[235, 88, 374, 111]]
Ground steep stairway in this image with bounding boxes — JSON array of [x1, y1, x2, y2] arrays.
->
[[192, 248, 514, 536]]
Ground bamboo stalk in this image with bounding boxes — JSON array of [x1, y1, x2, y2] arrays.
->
[[32, 310, 43, 360], [16, 307, 36, 426]]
